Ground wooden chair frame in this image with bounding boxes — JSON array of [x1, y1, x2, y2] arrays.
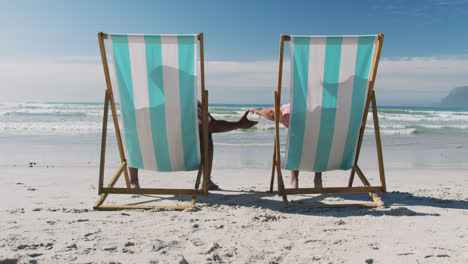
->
[[269, 33, 387, 208], [94, 32, 210, 211]]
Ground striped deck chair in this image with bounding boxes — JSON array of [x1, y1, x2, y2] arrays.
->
[[94, 32, 210, 210], [270, 33, 387, 207]]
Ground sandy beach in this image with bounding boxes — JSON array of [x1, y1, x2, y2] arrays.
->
[[2, 103, 468, 263], [1, 167, 467, 263]]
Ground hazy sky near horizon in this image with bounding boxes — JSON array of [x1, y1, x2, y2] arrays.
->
[[1, 0, 468, 105]]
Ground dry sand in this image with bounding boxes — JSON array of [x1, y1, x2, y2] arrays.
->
[[1, 167, 467, 263]]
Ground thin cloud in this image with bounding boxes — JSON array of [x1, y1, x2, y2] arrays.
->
[[1, 56, 467, 104], [371, 0, 468, 17]]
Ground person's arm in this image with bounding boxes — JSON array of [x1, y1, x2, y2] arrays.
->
[[209, 111, 258, 133], [248, 106, 276, 121]]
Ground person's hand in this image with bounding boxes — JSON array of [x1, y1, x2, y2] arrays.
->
[[248, 107, 275, 121], [238, 111, 258, 129], [248, 108, 263, 115]]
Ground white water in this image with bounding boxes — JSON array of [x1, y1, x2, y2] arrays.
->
[[1, 102, 468, 169]]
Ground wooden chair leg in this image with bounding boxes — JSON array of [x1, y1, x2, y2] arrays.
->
[[94, 162, 126, 209], [98, 91, 109, 195], [348, 169, 355, 187], [273, 91, 288, 205], [269, 140, 277, 192], [371, 93, 387, 193], [354, 165, 384, 207], [191, 164, 203, 204], [194, 163, 203, 190]]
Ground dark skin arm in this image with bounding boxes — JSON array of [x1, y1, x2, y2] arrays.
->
[[209, 111, 258, 133]]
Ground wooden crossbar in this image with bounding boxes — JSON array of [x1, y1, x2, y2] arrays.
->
[[284, 186, 383, 195], [101, 188, 202, 196], [284, 202, 382, 208], [94, 204, 195, 211], [99, 32, 203, 40], [280, 34, 383, 42]]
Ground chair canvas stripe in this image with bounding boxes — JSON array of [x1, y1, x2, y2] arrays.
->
[[144, 35, 172, 171], [284, 37, 310, 170], [327, 37, 359, 170], [109, 35, 144, 169], [313, 37, 343, 172], [108, 37, 129, 161], [284, 35, 377, 172], [193, 40, 201, 167], [128, 35, 157, 171], [282, 40, 294, 166], [160, 36, 186, 171], [178, 36, 200, 170], [298, 37, 327, 171], [340, 36, 376, 169], [109, 34, 200, 172]]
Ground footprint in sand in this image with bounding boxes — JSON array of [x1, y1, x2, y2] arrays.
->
[[252, 214, 284, 222], [83, 230, 101, 241], [397, 252, 414, 256], [176, 255, 189, 264], [16, 243, 53, 251], [304, 240, 321, 244], [368, 242, 380, 250], [424, 254, 450, 258], [66, 243, 77, 251], [103, 246, 117, 252], [152, 240, 178, 252], [206, 243, 220, 254], [334, 219, 346, 225], [122, 248, 134, 254], [192, 238, 204, 247], [124, 241, 135, 247], [27, 253, 42, 258], [206, 253, 222, 262], [8, 209, 25, 214], [67, 209, 89, 213]]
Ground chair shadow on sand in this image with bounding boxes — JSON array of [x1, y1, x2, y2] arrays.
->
[[121, 189, 468, 217]]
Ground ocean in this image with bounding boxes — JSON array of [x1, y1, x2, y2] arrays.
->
[[1, 102, 467, 170]]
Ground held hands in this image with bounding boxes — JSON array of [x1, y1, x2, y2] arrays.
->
[[247, 108, 263, 115], [248, 107, 275, 122], [238, 111, 258, 129]]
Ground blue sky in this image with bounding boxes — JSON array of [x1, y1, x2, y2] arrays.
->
[[1, 0, 468, 105]]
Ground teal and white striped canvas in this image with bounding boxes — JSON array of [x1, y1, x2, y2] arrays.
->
[[109, 34, 200, 172], [284, 35, 378, 172]]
